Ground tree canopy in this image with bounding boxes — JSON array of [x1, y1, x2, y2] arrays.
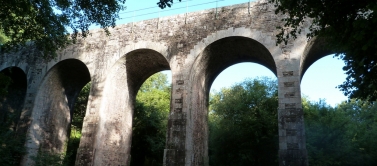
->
[[0, 0, 181, 59], [0, 0, 126, 58], [209, 77, 279, 166], [269, 0, 377, 101], [303, 99, 377, 165]]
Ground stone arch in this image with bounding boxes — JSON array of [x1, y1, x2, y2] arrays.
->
[[94, 48, 170, 165], [300, 37, 334, 80], [191, 36, 277, 89], [184, 28, 282, 68], [23, 59, 91, 164], [0, 66, 27, 132], [186, 36, 277, 165]]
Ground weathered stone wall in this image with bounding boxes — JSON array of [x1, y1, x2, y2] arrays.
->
[[0, 0, 333, 165]]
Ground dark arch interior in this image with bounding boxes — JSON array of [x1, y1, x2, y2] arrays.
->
[[300, 37, 334, 80], [0, 67, 27, 129], [125, 49, 171, 97], [52, 59, 91, 113], [193, 36, 277, 91]]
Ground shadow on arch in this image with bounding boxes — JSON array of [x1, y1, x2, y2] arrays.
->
[[187, 36, 277, 165], [95, 48, 170, 165], [24, 59, 90, 164]]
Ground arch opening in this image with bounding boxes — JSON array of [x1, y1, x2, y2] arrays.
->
[[27, 59, 91, 163], [64, 82, 91, 165], [131, 71, 171, 166], [300, 54, 360, 166], [193, 36, 277, 91], [300, 37, 346, 106], [188, 36, 278, 165], [301, 55, 347, 107], [0, 67, 27, 127], [95, 48, 170, 165], [0, 67, 27, 165], [126, 49, 171, 97]]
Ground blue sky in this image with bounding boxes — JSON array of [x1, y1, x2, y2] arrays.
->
[[114, 0, 253, 25], [116, 0, 348, 107]]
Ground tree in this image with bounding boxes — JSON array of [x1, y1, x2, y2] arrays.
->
[[0, 30, 9, 45], [336, 99, 377, 165], [0, 0, 181, 59], [303, 99, 356, 166], [157, 0, 182, 9], [269, 0, 377, 101], [0, 0, 125, 59], [208, 77, 279, 166], [303, 98, 377, 165], [131, 72, 171, 166]]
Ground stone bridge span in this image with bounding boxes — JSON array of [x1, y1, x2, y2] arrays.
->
[[0, 0, 331, 165]]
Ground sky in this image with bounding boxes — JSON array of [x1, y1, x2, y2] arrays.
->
[[114, 0, 254, 25], [114, 0, 348, 107]]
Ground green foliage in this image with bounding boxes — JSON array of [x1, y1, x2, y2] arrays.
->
[[304, 98, 377, 165], [0, 0, 126, 59], [0, 68, 26, 166], [269, 0, 377, 100], [72, 83, 91, 130], [62, 126, 82, 166], [0, 30, 9, 44], [304, 99, 354, 165], [157, 0, 182, 9], [131, 72, 171, 166], [208, 77, 279, 166], [0, 114, 26, 166], [0, 0, 127, 59], [32, 150, 66, 166], [0, 73, 11, 97]]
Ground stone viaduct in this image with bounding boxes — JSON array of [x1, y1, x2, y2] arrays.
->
[[0, 0, 332, 165]]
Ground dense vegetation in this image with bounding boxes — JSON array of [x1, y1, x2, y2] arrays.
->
[[130, 72, 171, 166], [304, 99, 377, 165], [0, 94, 26, 165], [209, 78, 377, 165], [208, 78, 279, 165], [0, 68, 26, 166]]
